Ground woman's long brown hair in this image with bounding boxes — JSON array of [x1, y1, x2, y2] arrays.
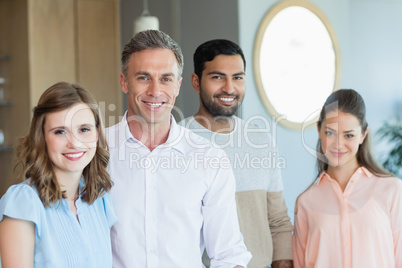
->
[[15, 82, 112, 206], [315, 89, 392, 179]]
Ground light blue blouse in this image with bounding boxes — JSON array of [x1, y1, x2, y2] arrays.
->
[[0, 180, 117, 268]]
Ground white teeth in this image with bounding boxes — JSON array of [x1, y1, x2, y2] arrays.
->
[[64, 152, 84, 158], [219, 97, 234, 102], [145, 102, 163, 107]]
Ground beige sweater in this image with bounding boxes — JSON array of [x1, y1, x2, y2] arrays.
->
[[182, 116, 293, 267], [236, 190, 293, 267]]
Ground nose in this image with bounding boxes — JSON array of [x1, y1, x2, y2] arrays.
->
[[222, 78, 235, 94], [67, 133, 83, 149], [334, 135, 344, 149], [147, 79, 162, 97]]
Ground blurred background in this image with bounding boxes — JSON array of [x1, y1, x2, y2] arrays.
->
[[0, 0, 401, 222]]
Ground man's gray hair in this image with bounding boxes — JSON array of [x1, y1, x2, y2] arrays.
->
[[121, 30, 184, 77]]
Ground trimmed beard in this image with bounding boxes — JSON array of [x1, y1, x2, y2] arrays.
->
[[199, 88, 242, 117]]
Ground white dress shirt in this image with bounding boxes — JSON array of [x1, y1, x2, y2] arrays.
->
[[106, 113, 251, 268]]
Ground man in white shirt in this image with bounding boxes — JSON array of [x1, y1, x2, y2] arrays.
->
[[180, 39, 293, 268], [106, 30, 251, 268]]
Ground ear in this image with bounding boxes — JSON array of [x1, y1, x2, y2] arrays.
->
[[120, 73, 128, 94], [360, 127, 369, 144], [174, 76, 183, 97], [191, 73, 201, 93]]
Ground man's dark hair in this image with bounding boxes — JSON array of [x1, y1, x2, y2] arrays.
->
[[193, 39, 246, 80]]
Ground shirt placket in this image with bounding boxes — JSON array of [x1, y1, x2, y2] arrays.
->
[[61, 199, 88, 266], [330, 179, 352, 268], [340, 191, 351, 267], [144, 155, 158, 268], [75, 199, 94, 264], [342, 170, 361, 268]]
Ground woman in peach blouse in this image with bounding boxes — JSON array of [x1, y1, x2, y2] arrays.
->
[[293, 89, 401, 268]]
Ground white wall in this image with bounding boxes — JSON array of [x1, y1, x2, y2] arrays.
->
[[238, 0, 402, 221]]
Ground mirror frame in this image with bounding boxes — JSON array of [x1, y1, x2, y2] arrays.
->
[[253, 0, 342, 130]]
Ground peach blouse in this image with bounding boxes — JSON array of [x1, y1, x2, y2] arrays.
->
[[293, 167, 402, 268]]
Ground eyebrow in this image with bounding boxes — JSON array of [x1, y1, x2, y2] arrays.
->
[[135, 71, 150, 76], [47, 126, 66, 132], [135, 71, 176, 77], [325, 126, 356, 133], [206, 71, 245, 76], [47, 123, 95, 132], [161, 72, 175, 77]]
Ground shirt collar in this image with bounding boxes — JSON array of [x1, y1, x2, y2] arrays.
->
[[155, 116, 186, 155], [190, 115, 239, 135], [114, 111, 142, 149], [317, 166, 373, 185], [117, 111, 185, 154]]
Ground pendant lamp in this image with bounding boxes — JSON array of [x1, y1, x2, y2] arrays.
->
[[134, 0, 159, 35]]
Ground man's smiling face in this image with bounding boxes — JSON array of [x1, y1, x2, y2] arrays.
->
[[195, 54, 245, 117], [121, 48, 182, 125]]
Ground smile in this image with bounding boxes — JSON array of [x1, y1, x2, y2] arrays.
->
[[219, 97, 235, 102], [144, 101, 163, 108], [63, 152, 85, 160], [330, 151, 347, 157]]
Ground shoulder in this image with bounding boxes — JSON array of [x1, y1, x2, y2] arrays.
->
[[105, 121, 121, 136], [173, 123, 231, 166], [97, 192, 114, 210], [377, 175, 402, 185], [370, 176, 402, 214], [178, 116, 194, 128], [105, 121, 119, 143], [236, 116, 274, 142], [179, 116, 209, 134], [1, 181, 40, 204], [295, 181, 320, 207], [376, 176, 402, 194], [105, 119, 128, 151], [92, 192, 117, 228], [0, 181, 44, 224], [176, 122, 215, 148]]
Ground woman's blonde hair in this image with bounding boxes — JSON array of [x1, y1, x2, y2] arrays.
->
[[15, 82, 112, 206]]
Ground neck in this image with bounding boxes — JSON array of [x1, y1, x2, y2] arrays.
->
[[126, 111, 171, 151], [55, 171, 81, 202], [194, 108, 235, 134], [327, 159, 360, 192]]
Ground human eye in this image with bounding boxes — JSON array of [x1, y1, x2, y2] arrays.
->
[[80, 127, 91, 133], [54, 129, 66, 135], [79, 124, 96, 134], [137, 76, 149, 82], [346, 134, 355, 139], [234, 76, 244, 80], [161, 77, 173, 83], [325, 131, 334, 136]]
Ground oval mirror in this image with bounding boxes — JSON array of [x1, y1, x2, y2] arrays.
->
[[254, 0, 341, 129]]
